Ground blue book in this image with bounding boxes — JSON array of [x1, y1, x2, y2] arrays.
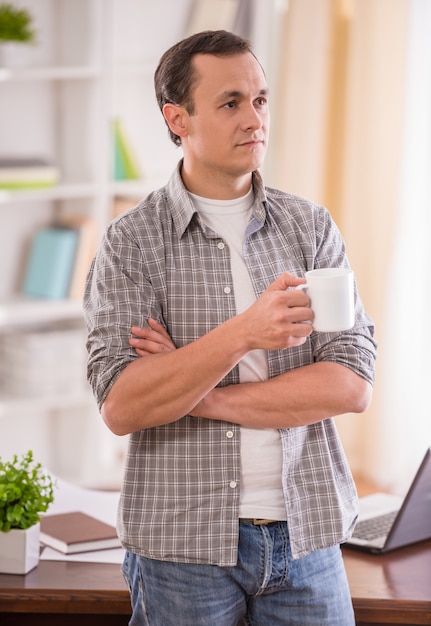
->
[[23, 227, 78, 299]]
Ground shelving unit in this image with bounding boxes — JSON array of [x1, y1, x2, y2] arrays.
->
[[0, 0, 281, 485]]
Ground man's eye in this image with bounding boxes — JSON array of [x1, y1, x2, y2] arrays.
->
[[223, 101, 236, 109]]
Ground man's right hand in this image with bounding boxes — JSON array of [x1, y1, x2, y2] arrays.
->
[[238, 272, 313, 350]]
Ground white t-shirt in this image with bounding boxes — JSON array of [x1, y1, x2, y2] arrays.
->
[[190, 188, 287, 521]]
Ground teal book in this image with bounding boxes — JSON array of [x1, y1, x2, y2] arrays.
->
[[23, 227, 78, 299]]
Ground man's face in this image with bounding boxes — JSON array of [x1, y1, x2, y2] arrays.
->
[[180, 52, 270, 191]]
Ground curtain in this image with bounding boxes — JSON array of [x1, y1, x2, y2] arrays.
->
[[267, 0, 431, 492], [372, 0, 431, 491]]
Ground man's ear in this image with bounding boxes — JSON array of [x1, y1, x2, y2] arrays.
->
[[163, 103, 188, 140]]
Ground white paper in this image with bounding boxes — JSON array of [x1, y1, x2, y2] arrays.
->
[[39, 475, 125, 564], [41, 545, 125, 564]]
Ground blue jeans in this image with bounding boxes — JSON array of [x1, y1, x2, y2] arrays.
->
[[121, 521, 355, 625]]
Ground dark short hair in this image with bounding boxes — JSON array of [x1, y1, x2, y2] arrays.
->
[[154, 30, 254, 146]]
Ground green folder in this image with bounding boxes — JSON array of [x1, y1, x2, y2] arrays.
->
[[113, 118, 140, 181]]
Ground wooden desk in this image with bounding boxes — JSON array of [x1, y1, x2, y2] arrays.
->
[[0, 541, 430, 625], [342, 540, 431, 625], [0, 560, 129, 625]]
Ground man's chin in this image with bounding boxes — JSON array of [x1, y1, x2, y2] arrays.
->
[[242, 154, 266, 174]]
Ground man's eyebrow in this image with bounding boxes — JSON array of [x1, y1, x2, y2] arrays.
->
[[215, 88, 269, 103]]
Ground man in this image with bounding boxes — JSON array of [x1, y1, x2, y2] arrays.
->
[[84, 30, 377, 626]]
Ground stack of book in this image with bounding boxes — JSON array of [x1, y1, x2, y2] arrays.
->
[[22, 216, 97, 301], [0, 157, 59, 189], [40, 511, 121, 554], [0, 324, 88, 397], [38, 476, 123, 563]]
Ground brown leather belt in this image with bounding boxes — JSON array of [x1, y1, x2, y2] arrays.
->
[[240, 518, 278, 526]]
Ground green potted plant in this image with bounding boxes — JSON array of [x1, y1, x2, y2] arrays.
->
[[0, 3, 35, 43], [0, 3, 36, 67], [0, 450, 55, 574]]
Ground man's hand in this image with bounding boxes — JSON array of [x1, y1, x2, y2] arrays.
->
[[129, 318, 176, 356], [237, 272, 313, 350]]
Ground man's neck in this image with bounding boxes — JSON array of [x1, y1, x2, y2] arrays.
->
[[180, 162, 253, 200]]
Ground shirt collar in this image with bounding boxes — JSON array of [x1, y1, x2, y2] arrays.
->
[[166, 160, 268, 239]]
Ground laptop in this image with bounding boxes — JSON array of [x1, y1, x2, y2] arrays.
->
[[345, 447, 431, 554]]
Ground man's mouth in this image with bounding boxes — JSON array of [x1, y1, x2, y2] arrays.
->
[[238, 138, 264, 148]]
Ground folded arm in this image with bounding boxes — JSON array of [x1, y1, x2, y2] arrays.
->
[[191, 361, 372, 428], [115, 317, 371, 435], [101, 272, 314, 435]]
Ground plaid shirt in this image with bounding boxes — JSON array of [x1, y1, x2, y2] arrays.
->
[[84, 162, 377, 564]]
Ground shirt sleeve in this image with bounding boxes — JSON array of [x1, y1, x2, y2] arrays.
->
[[310, 204, 377, 385], [83, 218, 163, 410]]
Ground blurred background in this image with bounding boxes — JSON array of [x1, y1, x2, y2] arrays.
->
[[0, 0, 430, 493]]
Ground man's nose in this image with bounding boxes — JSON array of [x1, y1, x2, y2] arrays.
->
[[241, 104, 262, 131]]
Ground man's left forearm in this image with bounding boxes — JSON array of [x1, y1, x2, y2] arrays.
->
[[191, 361, 372, 428]]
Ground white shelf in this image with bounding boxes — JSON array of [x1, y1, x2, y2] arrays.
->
[[0, 390, 93, 417], [0, 183, 101, 205], [0, 66, 102, 82], [0, 179, 168, 205], [0, 298, 84, 330]]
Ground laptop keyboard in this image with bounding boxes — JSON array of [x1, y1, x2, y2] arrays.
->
[[352, 510, 398, 541]]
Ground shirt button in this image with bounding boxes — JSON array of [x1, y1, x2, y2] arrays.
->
[[229, 481, 237, 489], [217, 242, 225, 250], [224, 286, 231, 294], [226, 430, 234, 439]]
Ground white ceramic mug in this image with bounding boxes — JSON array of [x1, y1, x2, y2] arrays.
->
[[296, 268, 355, 332]]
